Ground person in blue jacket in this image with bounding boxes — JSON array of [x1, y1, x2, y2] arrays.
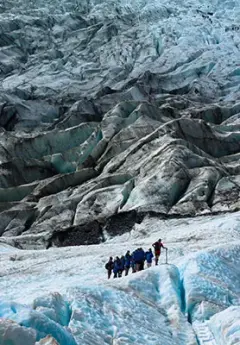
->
[[145, 248, 154, 268], [133, 248, 145, 271], [138, 247, 145, 271], [113, 257, 122, 278], [120, 255, 125, 277], [130, 253, 136, 273], [124, 250, 131, 276]]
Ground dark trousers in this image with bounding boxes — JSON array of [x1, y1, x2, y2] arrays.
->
[[107, 270, 112, 279], [114, 271, 122, 278], [135, 261, 144, 271], [155, 251, 160, 265], [125, 267, 130, 276]]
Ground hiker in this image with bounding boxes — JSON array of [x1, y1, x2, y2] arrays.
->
[[113, 256, 122, 278], [130, 253, 136, 273], [124, 250, 131, 276], [145, 248, 154, 268], [152, 239, 167, 265], [105, 256, 114, 279], [133, 248, 145, 272], [120, 255, 125, 277], [133, 249, 139, 271], [139, 248, 145, 271]]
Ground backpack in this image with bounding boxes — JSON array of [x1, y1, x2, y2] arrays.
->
[[153, 242, 160, 250]]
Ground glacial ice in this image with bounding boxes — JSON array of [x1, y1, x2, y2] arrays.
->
[[179, 244, 240, 323], [32, 293, 71, 327], [1, 223, 239, 345], [0, 317, 36, 345], [1, 6, 240, 241], [0, 299, 76, 345], [0, 0, 240, 343], [68, 267, 195, 345], [209, 306, 240, 345], [1, 0, 240, 131]]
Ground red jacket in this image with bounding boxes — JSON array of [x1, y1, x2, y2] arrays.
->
[[152, 241, 165, 253]]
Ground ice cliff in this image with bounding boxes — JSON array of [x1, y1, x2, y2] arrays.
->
[[0, 0, 240, 248]]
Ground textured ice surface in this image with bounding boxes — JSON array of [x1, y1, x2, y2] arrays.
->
[[1, 0, 240, 104], [0, 0, 239, 134], [0, 317, 36, 345], [209, 306, 240, 345], [1, 0, 240, 343], [0, 299, 76, 345], [180, 245, 240, 323], [1, 213, 240, 345], [69, 266, 197, 345], [1, 0, 240, 246]]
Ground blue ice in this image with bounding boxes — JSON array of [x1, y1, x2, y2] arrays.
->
[[179, 245, 240, 322], [209, 306, 240, 345], [0, 298, 76, 345], [69, 265, 197, 345]]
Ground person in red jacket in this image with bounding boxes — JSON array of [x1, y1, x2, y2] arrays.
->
[[152, 239, 167, 265]]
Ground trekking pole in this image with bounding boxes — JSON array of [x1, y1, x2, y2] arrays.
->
[[165, 248, 168, 264]]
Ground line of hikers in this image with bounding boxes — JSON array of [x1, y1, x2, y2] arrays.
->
[[105, 239, 168, 279]]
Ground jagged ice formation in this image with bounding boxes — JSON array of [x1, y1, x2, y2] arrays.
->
[[0, 0, 240, 344]]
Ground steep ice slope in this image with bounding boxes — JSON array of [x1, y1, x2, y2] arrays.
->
[[0, 0, 240, 245], [0, 213, 240, 344], [2, 106, 240, 248]]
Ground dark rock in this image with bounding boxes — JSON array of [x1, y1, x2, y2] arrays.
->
[[49, 221, 103, 248], [104, 210, 144, 237]]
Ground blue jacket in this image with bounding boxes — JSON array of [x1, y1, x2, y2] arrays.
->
[[145, 251, 154, 263], [125, 253, 131, 268], [113, 259, 121, 273], [133, 249, 145, 262], [130, 256, 135, 268], [120, 257, 125, 270]]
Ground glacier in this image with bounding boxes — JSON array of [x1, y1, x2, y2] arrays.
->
[[0, 0, 240, 247], [1, 0, 240, 344], [1, 0, 240, 113], [1, 213, 240, 344]]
